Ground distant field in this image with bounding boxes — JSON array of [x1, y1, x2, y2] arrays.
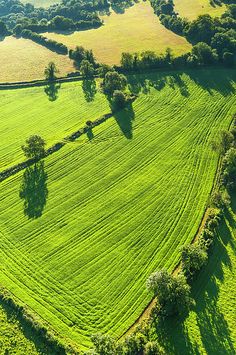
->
[[21, 0, 60, 7], [45, 1, 192, 65], [0, 36, 74, 83], [174, 0, 226, 20], [154, 203, 236, 354], [0, 69, 235, 349]]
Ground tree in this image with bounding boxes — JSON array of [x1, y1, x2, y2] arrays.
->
[[90, 334, 117, 355], [222, 147, 236, 189], [21, 135, 46, 159], [111, 90, 126, 111], [121, 52, 134, 70], [102, 71, 127, 95], [144, 341, 164, 355], [192, 42, 218, 65], [80, 59, 94, 78], [146, 269, 194, 317], [0, 20, 8, 36], [44, 62, 59, 82], [223, 52, 234, 67], [181, 243, 208, 279]]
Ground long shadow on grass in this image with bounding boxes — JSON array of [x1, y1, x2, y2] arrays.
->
[[19, 161, 48, 219], [82, 78, 97, 102], [44, 82, 61, 101], [0, 299, 65, 354], [152, 213, 235, 354], [113, 102, 135, 139], [127, 69, 236, 97]]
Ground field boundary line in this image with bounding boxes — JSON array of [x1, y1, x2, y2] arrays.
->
[[120, 112, 236, 339]]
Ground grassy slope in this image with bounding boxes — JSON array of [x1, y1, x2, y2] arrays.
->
[[174, 0, 226, 20], [0, 37, 75, 83], [0, 69, 235, 349], [151, 204, 236, 354], [45, 1, 191, 65], [0, 80, 110, 169]]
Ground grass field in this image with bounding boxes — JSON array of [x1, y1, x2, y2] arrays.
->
[[0, 69, 235, 349], [0, 36, 74, 83], [0, 79, 109, 169], [152, 203, 236, 354], [174, 0, 226, 20], [21, 0, 60, 7], [45, 1, 192, 65]]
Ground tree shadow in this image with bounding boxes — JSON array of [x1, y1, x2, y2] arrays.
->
[[82, 78, 97, 102], [19, 161, 48, 219], [113, 102, 135, 139], [44, 82, 61, 102], [87, 127, 94, 141], [152, 212, 235, 354]]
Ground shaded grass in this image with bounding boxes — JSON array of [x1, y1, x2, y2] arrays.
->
[[0, 69, 235, 349], [44, 1, 192, 65], [150, 204, 236, 354]]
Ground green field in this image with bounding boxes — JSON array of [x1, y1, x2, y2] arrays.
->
[[45, 1, 192, 65], [151, 203, 236, 354], [0, 69, 235, 350], [174, 0, 226, 20], [0, 36, 74, 83]]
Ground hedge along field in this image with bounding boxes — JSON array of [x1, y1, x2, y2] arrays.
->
[[0, 69, 235, 350], [174, 0, 226, 20], [0, 79, 110, 170], [0, 36, 74, 83], [152, 202, 236, 354], [44, 1, 192, 65]]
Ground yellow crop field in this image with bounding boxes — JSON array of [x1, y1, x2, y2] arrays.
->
[[174, 0, 226, 20], [0, 37, 75, 83], [45, 1, 192, 65]]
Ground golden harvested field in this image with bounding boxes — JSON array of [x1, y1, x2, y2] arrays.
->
[[45, 1, 192, 65], [174, 0, 226, 20], [21, 0, 60, 7], [0, 37, 75, 83]]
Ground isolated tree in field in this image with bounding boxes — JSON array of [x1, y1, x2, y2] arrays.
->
[[181, 243, 208, 279], [102, 71, 127, 95], [44, 62, 58, 82], [80, 59, 94, 78], [146, 269, 194, 317], [21, 135, 46, 159]]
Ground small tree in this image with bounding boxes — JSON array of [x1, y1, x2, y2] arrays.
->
[[181, 243, 208, 279], [90, 334, 116, 355], [102, 71, 127, 96], [80, 59, 94, 78], [144, 341, 164, 355], [21, 135, 46, 159], [147, 269, 194, 317], [44, 62, 58, 82]]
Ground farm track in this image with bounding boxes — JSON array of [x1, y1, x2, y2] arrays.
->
[[0, 70, 235, 349]]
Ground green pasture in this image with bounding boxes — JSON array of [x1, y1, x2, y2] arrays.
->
[[0, 69, 235, 349], [0, 80, 109, 169], [151, 201, 236, 354]]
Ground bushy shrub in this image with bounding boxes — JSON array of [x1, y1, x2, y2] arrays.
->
[[181, 243, 208, 279]]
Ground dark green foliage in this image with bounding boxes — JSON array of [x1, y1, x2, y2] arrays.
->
[[144, 341, 164, 355], [181, 243, 208, 279], [0, 19, 8, 36], [192, 42, 218, 65], [21, 135, 46, 160], [147, 270, 194, 318], [80, 59, 94, 78], [21, 30, 68, 54], [90, 334, 117, 355], [222, 147, 236, 189], [102, 71, 127, 95], [223, 51, 235, 66]]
